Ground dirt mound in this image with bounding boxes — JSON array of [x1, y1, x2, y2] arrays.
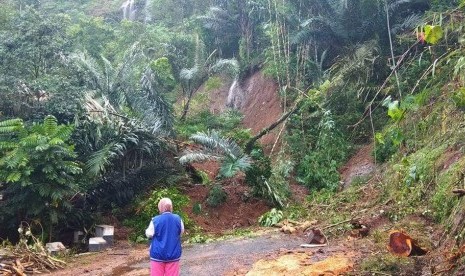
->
[[180, 71, 286, 234], [182, 181, 270, 234]]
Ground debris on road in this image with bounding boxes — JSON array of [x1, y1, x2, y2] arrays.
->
[[1, 225, 66, 275], [306, 228, 327, 245], [245, 252, 352, 276], [277, 219, 318, 234]]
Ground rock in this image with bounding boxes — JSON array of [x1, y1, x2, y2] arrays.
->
[[46, 242, 66, 256]]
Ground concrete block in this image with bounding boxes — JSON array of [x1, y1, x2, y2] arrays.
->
[[73, 231, 85, 244], [95, 225, 114, 246], [88, 237, 107, 252], [46, 242, 66, 256]]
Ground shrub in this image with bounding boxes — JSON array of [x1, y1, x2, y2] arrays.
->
[[452, 88, 465, 109], [374, 127, 404, 163], [245, 149, 291, 207], [124, 187, 190, 242], [192, 202, 202, 215], [0, 116, 82, 240], [258, 208, 283, 227], [295, 111, 349, 191], [206, 184, 227, 207]]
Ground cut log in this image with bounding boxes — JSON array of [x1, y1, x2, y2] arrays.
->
[[387, 230, 427, 257], [306, 228, 327, 245], [300, 220, 318, 232]]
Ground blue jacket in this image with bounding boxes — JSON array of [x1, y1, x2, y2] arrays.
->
[[149, 212, 183, 262]]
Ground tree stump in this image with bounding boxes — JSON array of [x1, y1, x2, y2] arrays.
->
[[387, 230, 427, 256]]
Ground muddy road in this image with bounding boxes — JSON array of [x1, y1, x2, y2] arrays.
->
[[47, 231, 328, 276], [111, 231, 307, 275]]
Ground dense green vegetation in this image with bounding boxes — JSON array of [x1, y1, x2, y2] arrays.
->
[[2, 3, 465, 271]]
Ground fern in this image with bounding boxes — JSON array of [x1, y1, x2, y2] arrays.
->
[[210, 59, 240, 78]]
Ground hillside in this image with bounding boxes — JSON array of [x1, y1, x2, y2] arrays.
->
[[1, 0, 465, 275]]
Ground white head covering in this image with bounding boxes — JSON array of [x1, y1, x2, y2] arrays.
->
[[158, 197, 173, 213]]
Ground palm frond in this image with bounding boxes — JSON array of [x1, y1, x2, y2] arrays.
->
[[70, 52, 104, 93], [210, 59, 240, 78], [85, 143, 117, 177], [181, 130, 251, 178], [135, 68, 174, 133], [190, 131, 224, 151], [179, 151, 220, 165], [180, 66, 200, 82], [219, 155, 252, 178]]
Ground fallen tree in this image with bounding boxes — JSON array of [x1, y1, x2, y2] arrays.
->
[[245, 99, 304, 153]]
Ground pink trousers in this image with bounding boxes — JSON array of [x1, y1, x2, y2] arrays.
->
[[150, 260, 180, 276]]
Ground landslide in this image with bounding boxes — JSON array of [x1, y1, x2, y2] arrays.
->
[[193, 71, 284, 153]]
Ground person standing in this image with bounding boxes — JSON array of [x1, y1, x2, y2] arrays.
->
[[146, 197, 184, 276]]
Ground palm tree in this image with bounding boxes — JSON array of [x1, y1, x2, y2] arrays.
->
[[71, 45, 173, 177], [71, 44, 142, 109], [179, 39, 240, 120], [179, 130, 251, 178]]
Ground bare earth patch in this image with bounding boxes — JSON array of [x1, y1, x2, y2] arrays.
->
[[181, 181, 270, 234], [245, 252, 353, 276], [339, 144, 375, 188]]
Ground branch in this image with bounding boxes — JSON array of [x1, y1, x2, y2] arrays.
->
[[321, 217, 360, 230], [453, 189, 465, 197], [350, 41, 419, 128]]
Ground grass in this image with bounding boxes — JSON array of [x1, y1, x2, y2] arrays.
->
[[184, 227, 259, 244], [360, 254, 412, 274]]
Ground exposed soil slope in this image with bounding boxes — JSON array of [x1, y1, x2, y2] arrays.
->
[[206, 72, 284, 153], [180, 180, 270, 234], [239, 72, 283, 153]]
